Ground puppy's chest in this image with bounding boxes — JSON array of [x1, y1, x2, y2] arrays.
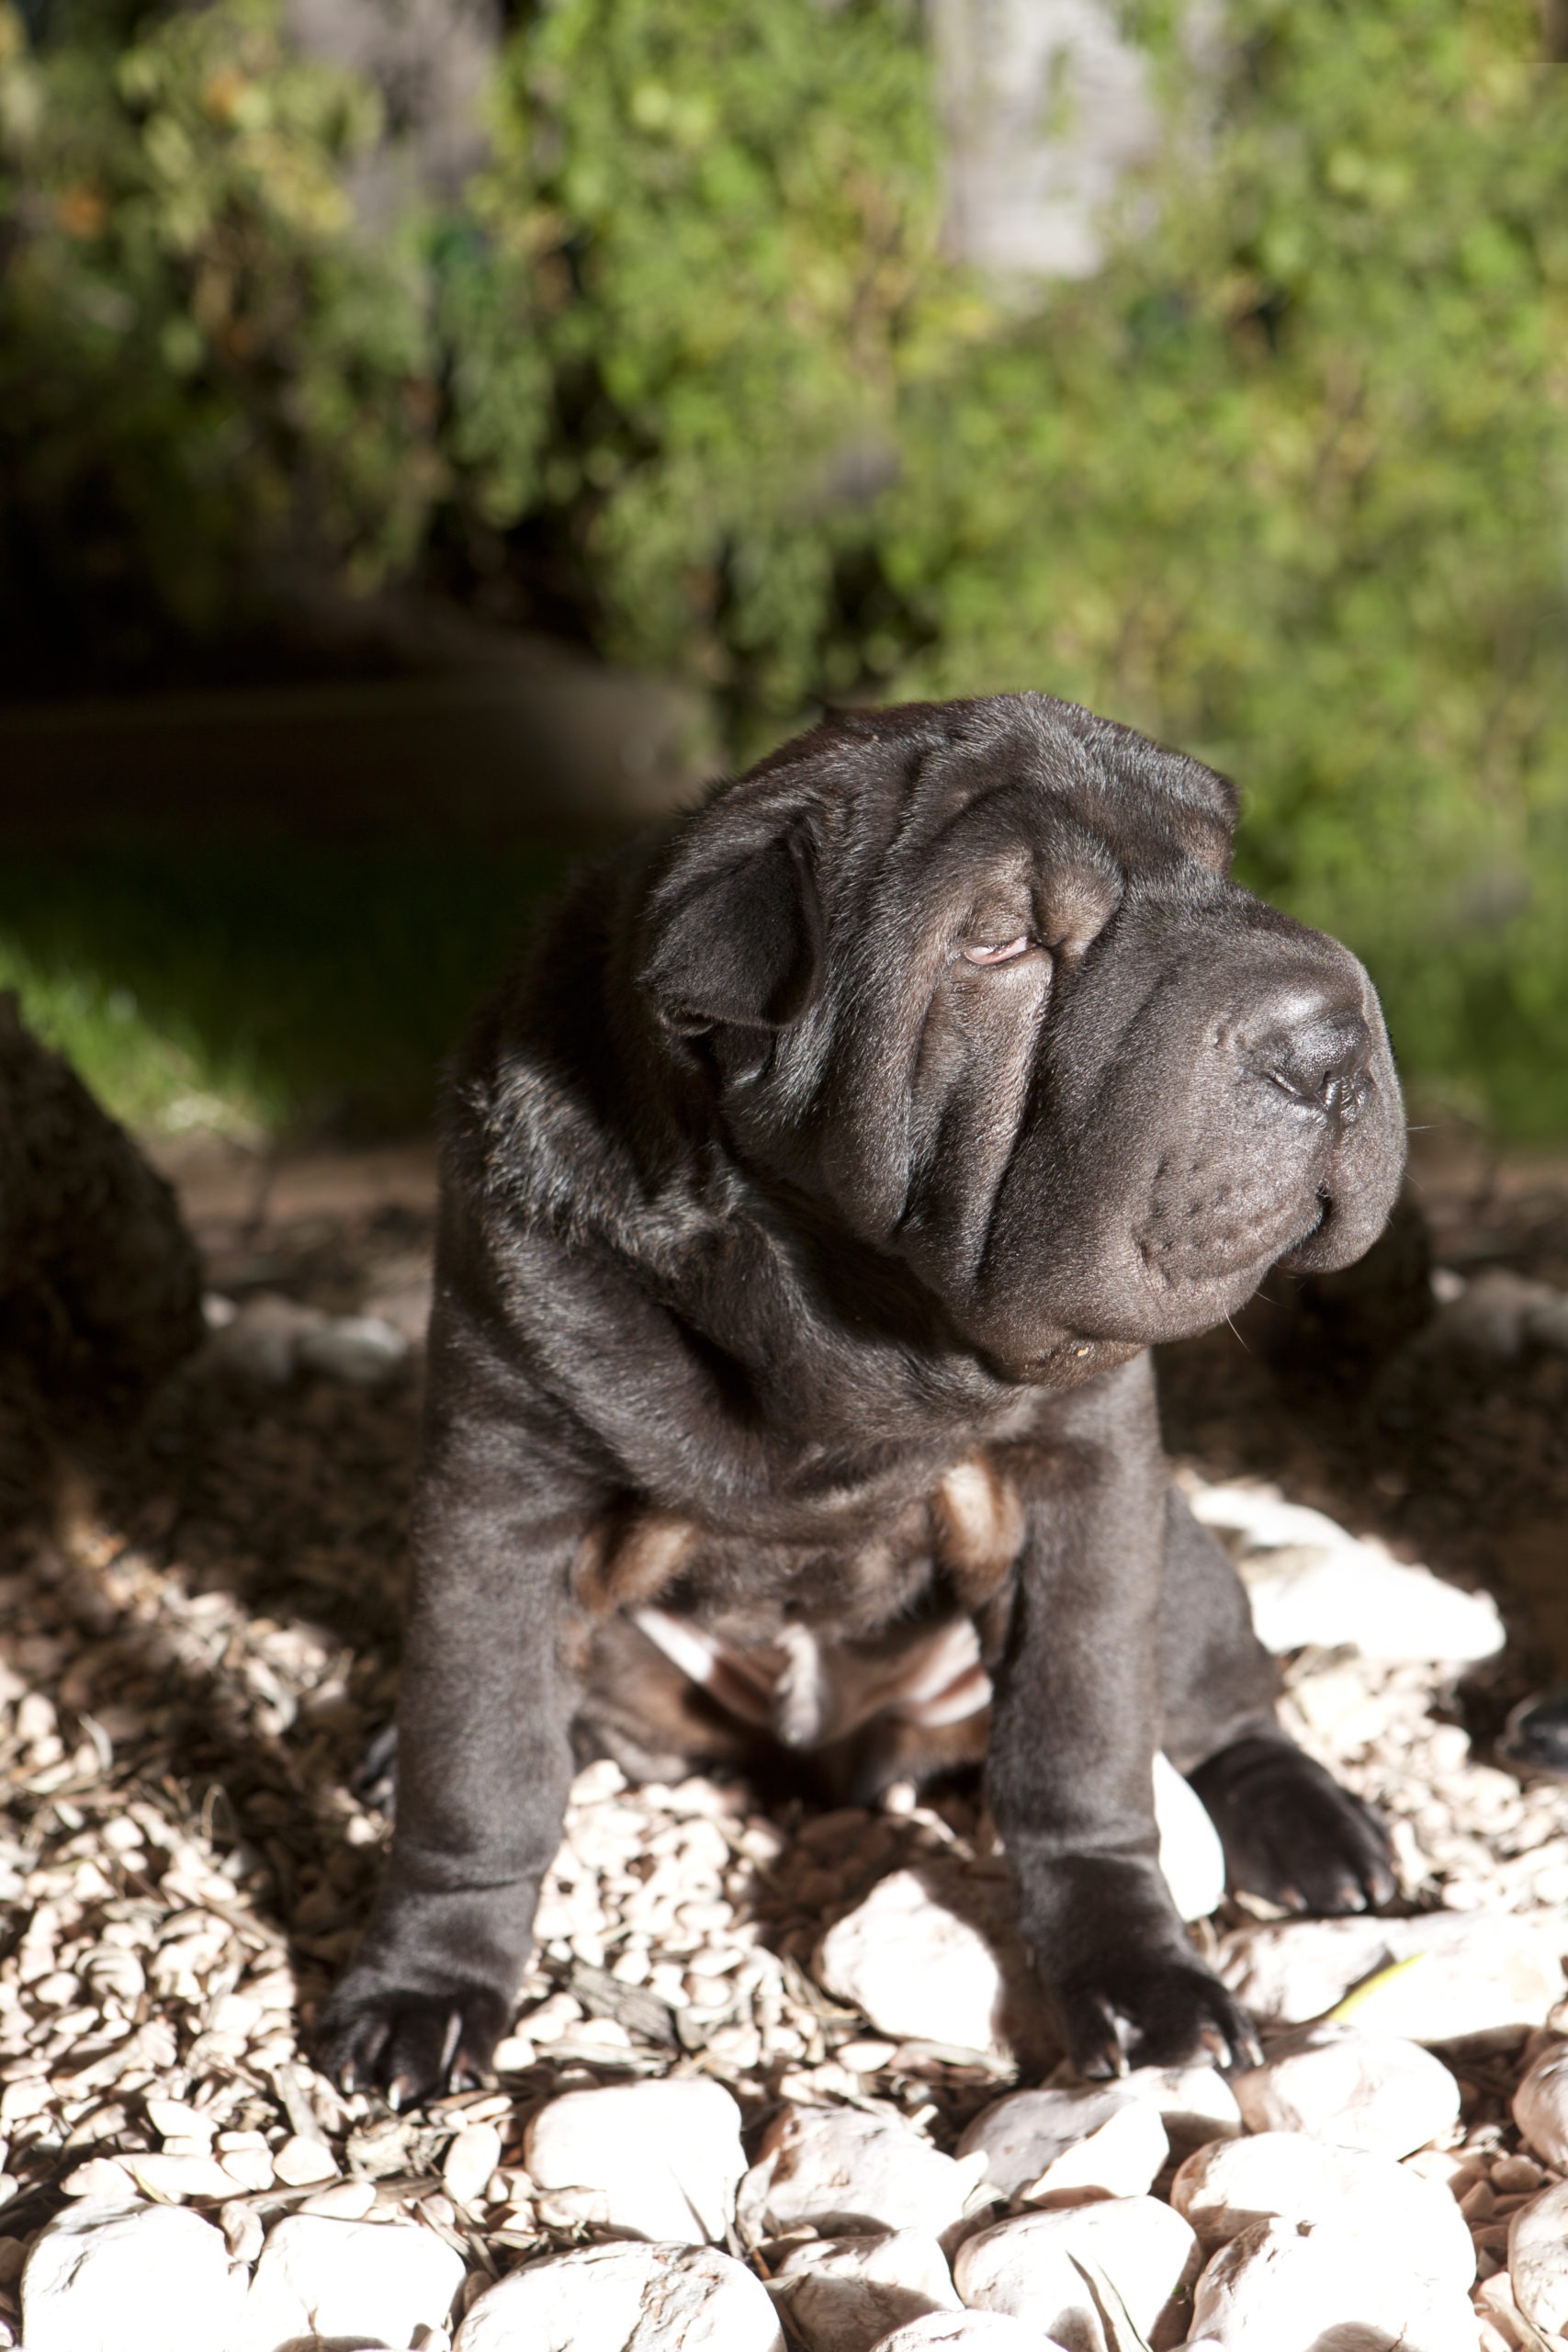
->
[[570, 1454, 1025, 1750]]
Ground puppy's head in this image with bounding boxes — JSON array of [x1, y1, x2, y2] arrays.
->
[[637, 695, 1405, 1377]]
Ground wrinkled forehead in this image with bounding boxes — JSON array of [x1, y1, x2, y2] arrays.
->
[[864, 722, 1225, 908]]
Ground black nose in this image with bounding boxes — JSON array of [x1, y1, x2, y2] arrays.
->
[[1256, 1001, 1372, 1114]]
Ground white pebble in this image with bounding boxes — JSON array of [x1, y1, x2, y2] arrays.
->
[[1217, 1907, 1568, 2044], [1190, 2214, 1481, 2351], [953, 2197, 1198, 2348], [218, 2144, 276, 2193], [525, 2077, 745, 2245], [220, 2202, 265, 2263], [235, 2213, 465, 2352], [123, 2152, 239, 2201], [202, 1293, 327, 1385], [491, 2033, 537, 2072], [1171, 2132, 1474, 2294], [146, 2100, 214, 2143], [1153, 1750, 1227, 1921], [1509, 2177, 1568, 2337], [864, 2317, 1052, 2350], [1513, 2037, 1568, 2165], [443, 2120, 503, 2208], [298, 1313, 411, 1385], [1233, 2023, 1460, 2157], [771, 2229, 960, 2351], [1133, 2062, 1244, 2154], [299, 2179, 378, 2220], [745, 2103, 987, 2243], [270, 2133, 339, 2187], [60, 2159, 135, 2200], [23, 2199, 247, 2352], [956, 2086, 1167, 2205], [1186, 1480, 1504, 1661], [454, 2238, 783, 2350], [817, 1870, 1010, 2053]]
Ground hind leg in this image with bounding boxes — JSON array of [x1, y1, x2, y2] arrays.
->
[[1160, 1487, 1394, 1914]]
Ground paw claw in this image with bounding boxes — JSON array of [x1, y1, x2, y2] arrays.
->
[[317, 1980, 510, 2108], [1058, 1955, 1257, 2078], [1191, 1738, 1396, 1921]]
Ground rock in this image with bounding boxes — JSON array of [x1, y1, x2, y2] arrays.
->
[[1216, 1906, 1568, 2048], [1232, 2022, 1460, 2157], [956, 2086, 1167, 2205], [220, 2201, 265, 2263], [1186, 1481, 1504, 1661], [818, 1832, 1213, 2071], [1512, 2037, 1568, 2165], [22, 2198, 247, 2352], [770, 2228, 961, 2351], [1419, 1269, 1566, 1363], [270, 2132, 339, 2187], [0, 993, 205, 1527], [525, 2077, 746, 2245], [235, 2213, 465, 2352], [218, 2143, 276, 2192], [1022, 2063, 1242, 2164], [146, 2099, 215, 2142], [1527, 1285, 1568, 1351], [816, 1868, 1022, 2056], [443, 2120, 503, 2207], [1509, 2178, 1568, 2338], [867, 2316, 1059, 2350], [1016, 2104, 1168, 2210], [453, 2239, 784, 2350], [298, 1312, 411, 1385], [1152, 1751, 1226, 1921], [1132, 2063, 1244, 2154], [61, 2158, 136, 2199], [491, 2031, 538, 2073], [203, 1292, 328, 1385], [744, 2103, 989, 2242], [1190, 2215, 1480, 2351], [122, 2150, 239, 2201], [953, 2198, 1198, 2352], [1169, 2132, 1474, 2294]]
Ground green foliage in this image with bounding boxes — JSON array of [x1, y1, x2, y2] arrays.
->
[[876, 0, 1568, 1136], [3, 0, 1566, 1136], [0, 0, 449, 642], [466, 0, 942, 735]]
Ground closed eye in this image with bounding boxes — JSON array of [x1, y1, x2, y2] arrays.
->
[[961, 936, 1032, 967]]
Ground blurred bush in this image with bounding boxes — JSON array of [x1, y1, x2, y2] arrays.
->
[[2, 0, 1564, 1136], [0, 0, 453, 644]]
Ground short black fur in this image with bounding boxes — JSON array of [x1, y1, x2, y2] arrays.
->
[[321, 694, 1404, 2102]]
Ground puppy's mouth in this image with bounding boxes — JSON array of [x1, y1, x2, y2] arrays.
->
[[1276, 1185, 1329, 1262]]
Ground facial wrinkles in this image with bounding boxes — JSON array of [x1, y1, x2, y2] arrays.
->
[[878, 810, 1115, 1278], [973, 892, 1175, 1311], [892, 899, 1055, 1294], [808, 807, 967, 1232], [965, 968, 1054, 1288]]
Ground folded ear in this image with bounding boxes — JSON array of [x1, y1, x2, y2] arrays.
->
[[639, 813, 824, 1035]]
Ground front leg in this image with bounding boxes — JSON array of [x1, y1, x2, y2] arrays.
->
[[320, 1376, 594, 2107], [989, 1363, 1258, 2079]]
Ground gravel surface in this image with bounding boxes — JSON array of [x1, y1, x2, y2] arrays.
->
[[1, 1159, 1566, 2349]]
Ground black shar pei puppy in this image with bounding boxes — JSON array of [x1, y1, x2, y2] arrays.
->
[[322, 692, 1404, 2104]]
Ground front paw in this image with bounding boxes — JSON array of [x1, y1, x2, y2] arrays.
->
[[1054, 1950, 1261, 2079], [1190, 1736, 1396, 1915], [317, 1976, 511, 2109]]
